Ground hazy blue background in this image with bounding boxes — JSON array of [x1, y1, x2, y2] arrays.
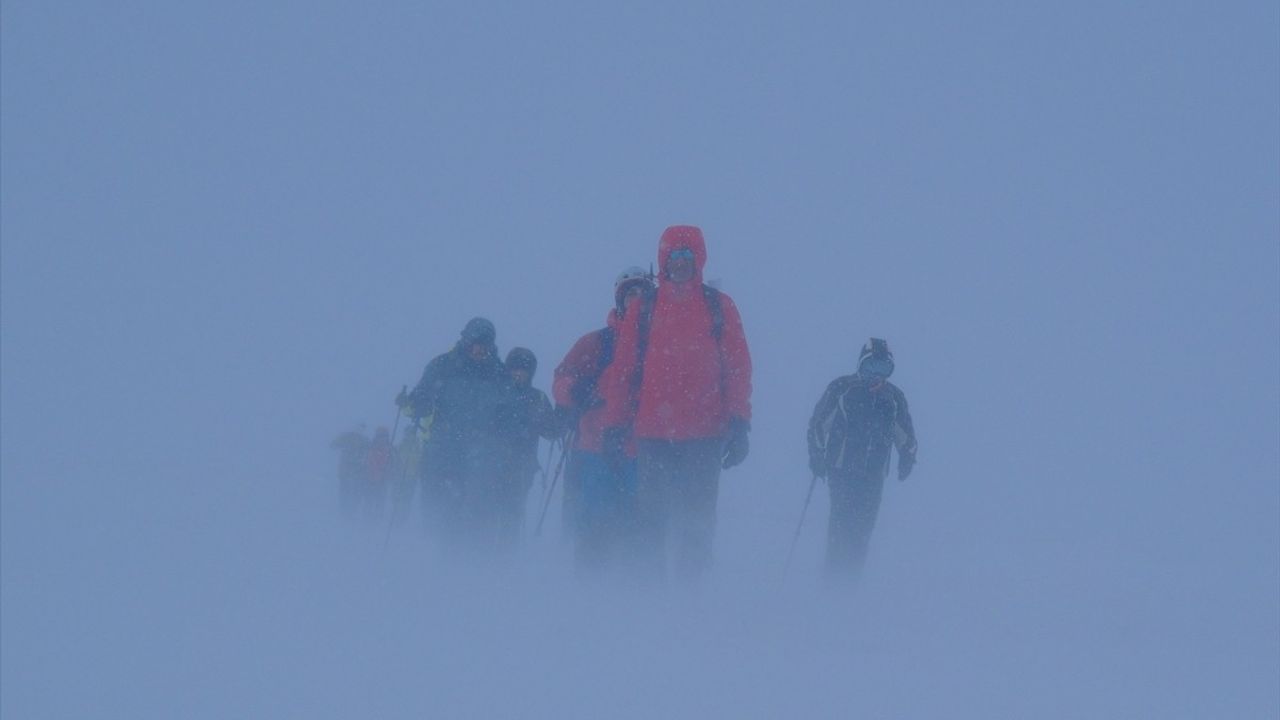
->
[[3, 1, 1277, 717]]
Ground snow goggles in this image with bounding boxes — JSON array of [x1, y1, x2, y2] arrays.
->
[[668, 248, 695, 262], [859, 355, 895, 380]]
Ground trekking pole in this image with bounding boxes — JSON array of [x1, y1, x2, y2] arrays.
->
[[390, 385, 406, 440], [538, 438, 554, 491], [783, 474, 819, 578], [534, 430, 574, 536], [383, 417, 418, 553]]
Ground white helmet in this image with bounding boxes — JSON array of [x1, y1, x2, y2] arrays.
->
[[614, 266, 654, 313], [615, 266, 651, 289]]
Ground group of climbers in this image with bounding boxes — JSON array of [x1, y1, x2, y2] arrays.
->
[[391, 319, 559, 554], [328, 224, 919, 582], [328, 424, 397, 525]]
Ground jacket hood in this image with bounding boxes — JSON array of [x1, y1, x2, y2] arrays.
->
[[459, 317, 496, 346], [454, 317, 498, 360], [505, 347, 538, 378], [658, 225, 706, 282]]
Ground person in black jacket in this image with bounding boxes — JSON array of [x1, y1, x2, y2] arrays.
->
[[486, 347, 560, 551], [398, 317, 511, 546], [807, 338, 918, 579], [329, 425, 370, 522]]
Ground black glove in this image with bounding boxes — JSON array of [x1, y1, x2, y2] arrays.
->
[[602, 426, 628, 470], [569, 381, 607, 411], [808, 453, 827, 479], [898, 451, 916, 481], [721, 418, 750, 469]]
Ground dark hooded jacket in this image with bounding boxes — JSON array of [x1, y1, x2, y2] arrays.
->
[[405, 319, 512, 460], [808, 374, 916, 477], [494, 348, 560, 477], [330, 430, 370, 480]]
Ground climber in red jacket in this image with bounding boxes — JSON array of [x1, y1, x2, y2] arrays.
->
[[598, 225, 752, 580]]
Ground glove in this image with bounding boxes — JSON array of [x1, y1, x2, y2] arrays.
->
[[569, 382, 606, 411], [602, 426, 628, 470], [721, 417, 750, 470], [898, 451, 916, 481], [395, 386, 409, 409], [808, 453, 827, 479]]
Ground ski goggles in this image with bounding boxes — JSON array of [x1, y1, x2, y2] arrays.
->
[[667, 248, 696, 262], [859, 355, 895, 380]]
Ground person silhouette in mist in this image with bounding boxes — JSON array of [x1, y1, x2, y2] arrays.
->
[[552, 266, 653, 573], [486, 347, 558, 552], [397, 317, 511, 547], [597, 226, 753, 581], [330, 423, 370, 522], [808, 338, 918, 580]]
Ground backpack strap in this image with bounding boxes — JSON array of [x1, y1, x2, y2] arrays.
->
[[631, 288, 658, 396], [702, 284, 724, 341], [701, 284, 727, 406], [597, 326, 616, 374]]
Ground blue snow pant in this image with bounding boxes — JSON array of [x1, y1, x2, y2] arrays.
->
[[570, 451, 637, 572]]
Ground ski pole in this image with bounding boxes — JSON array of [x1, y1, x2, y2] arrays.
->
[[534, 431, 574, 536], [538, 438, 554, 491], [390, 385, 405, 444], [783, 474, 819, 578], [533, 438, 564, 536], [383, 418, 419, 553], [383, 485, 402, 551]]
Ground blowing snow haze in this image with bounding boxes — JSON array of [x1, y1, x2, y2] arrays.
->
[[2, 2, 1277, 718]]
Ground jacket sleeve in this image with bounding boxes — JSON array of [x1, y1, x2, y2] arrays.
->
[[406, 355, 447, 420], [807, 378, 846, 465], [718, 293, 753, 424], [892, 386, 918, 458], [552, 332, 601, 409]]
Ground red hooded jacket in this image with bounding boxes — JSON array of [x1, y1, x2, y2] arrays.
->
[[553, 309, 635, 455], [599, 226, 752, 440]]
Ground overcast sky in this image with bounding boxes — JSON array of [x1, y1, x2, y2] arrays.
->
[[3, 2, 1278, 717]]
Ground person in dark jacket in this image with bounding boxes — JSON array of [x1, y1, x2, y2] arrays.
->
[[808, 338, 918, 579], [552, 267, 653, 572], [398, 317, 511, 545], [362, 426, 395, 525], [486, 347, 559, 551], [599, 226, 753, 581], [330, 425, 370, 522]]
